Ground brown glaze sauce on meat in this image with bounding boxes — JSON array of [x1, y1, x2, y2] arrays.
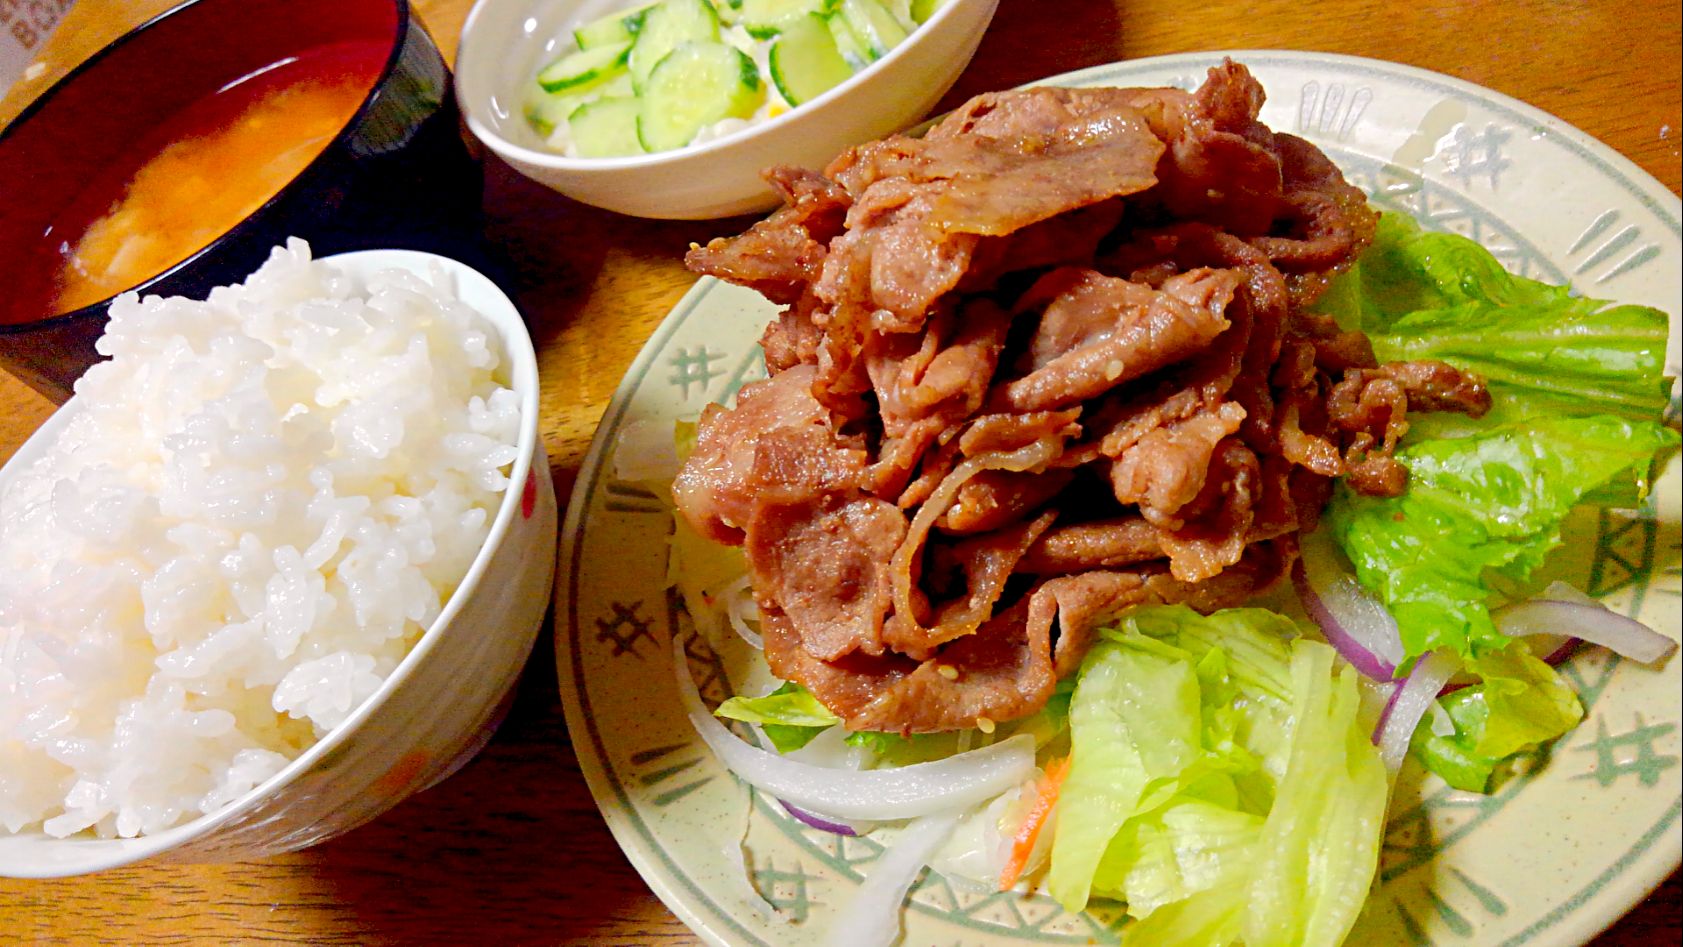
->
[[674, 61, 1490, 734]]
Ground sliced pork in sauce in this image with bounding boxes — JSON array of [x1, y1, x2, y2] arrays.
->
[[676, 61, 1492, 733]]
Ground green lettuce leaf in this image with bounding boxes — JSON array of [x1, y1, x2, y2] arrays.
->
[[839, 730, 961, 767], [1467, 642, 1585, 759], [1411, 690, 1502, 794], [842, 730, 906, 754], [1047, 606, 1386, 947], [1329, 414, 1680, 657], [714, 682, 839, 753], [1410, 642, 1584, 792], [1314, 213, 1673, 423], [1317, 211, 1677, 795]]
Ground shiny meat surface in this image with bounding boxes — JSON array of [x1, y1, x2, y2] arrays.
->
[[678, 61, 1488, 732]]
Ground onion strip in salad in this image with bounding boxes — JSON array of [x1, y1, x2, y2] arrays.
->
[[673, 635, 1037, 821], [824, 811, 962, 947], [1294, 529, 1405, 680], [719, 575, 764, 650], [1375, 650, 1461, 772], [1494, 582, 1677, 665]]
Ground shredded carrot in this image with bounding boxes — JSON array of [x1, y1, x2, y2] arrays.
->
[[997, 754, 1072, 892]]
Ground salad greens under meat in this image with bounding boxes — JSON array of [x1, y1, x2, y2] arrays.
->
[[657, 63, 1678, 947]]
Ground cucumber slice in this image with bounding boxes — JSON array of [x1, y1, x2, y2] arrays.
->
[[569, 96, 646, 157], [770, 14, 854, 105], [637, 41, 764, 151], [536, 41, 632, 93], [824, 9, 871, 68], [525, 88, 588, 137], [629, 0, 722, 90], [882, 0, 915, 26], [525, 74, 635, 138], [837, 0, 908, 58], [909, 0, 944, 23], [733, 0, 835, 38], [573, 3, 657, 49]]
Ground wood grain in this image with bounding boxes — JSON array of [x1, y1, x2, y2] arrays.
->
[[0, 0, 1678, 943]]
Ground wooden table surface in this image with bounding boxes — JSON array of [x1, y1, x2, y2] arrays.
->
[[1, 0, 1678, 943]]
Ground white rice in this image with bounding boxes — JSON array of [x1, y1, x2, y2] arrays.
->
[[0, 240, 521, 838]]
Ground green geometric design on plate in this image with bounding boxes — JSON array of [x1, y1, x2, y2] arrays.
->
[[668, 345, 728, 401], [1397, 901, 1435, 945], [1571, 715, 1680, 789], [1340, 152, 1565, 284], [1588, 509, 1661, 601], [1395, 866, 1516, 947], [753, 857, 817, 923], [1448, 867, 1510, 917], [1426, 886, 1475, 936], [716, 345, 769, 408]]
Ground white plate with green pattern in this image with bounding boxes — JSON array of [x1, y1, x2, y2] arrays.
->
[[555, 51, 1682, 947]]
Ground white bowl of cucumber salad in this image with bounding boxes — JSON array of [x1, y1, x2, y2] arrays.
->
[[455, 0, 999, 218]]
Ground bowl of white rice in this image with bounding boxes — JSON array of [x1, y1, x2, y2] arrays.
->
[[0, 240, 555, 876]]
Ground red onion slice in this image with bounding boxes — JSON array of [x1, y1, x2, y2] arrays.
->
[[1493, 583, 1677, 665], [1542, 638, 1581, 666], [780, 800, 860, 836], [1295, 529, 1405, 680], [1375, 650, 1461, 773]]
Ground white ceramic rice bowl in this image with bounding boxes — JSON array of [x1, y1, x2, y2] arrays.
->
[[454, 0, 1000, 218], [0, 249, 556, 877]]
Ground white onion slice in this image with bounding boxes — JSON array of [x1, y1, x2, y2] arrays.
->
[[1494, 583, 1677, 665], [1295, 529, 1405, 680], [1375, 650, 1460, 773], [1425, 698, 1456, 737], [720, 575, 764, 650], [745, 727, 872, 835], [786, 723, 873, 773], [674, 636, 1036, 820], [825, 811, 961, 947]]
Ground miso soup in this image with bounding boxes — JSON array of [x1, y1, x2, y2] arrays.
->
[[18, 41, 386, 321]]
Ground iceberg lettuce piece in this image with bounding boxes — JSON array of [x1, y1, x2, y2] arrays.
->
[[1047, 607, 1385, 947], [1096, 797, 1262, 916], [1046, 632, 1203, 913], [1466, 642, 1585, 759], [1244, 642, 1388, 947]]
